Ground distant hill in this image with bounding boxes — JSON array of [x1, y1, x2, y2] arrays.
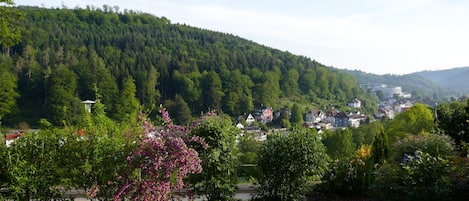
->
[[412, 67, 469, 91], [342, 69, 448, 99]]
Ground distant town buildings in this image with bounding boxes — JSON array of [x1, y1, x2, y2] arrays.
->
[[347, 98, 362, 109], [361, 83, 411, 99], [235, 84, 417, 143]]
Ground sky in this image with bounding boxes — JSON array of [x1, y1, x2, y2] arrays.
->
[[12, 0, 469, 75]]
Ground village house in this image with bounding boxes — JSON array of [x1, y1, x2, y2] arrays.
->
[[377, 105, 396, 119], [5, 132, 23, 147], [331, 111, 366, 128], [274, 107, 291, 121], [322, 109, 339, 125], [245, 113, 256, 125], [253, 106, 273, 123], [305, 109, 325, 123], [347, 98, 362, 109], [393, 100, 413, 113]]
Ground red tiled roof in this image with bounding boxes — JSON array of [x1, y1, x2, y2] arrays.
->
[[5, 133, 22, 141]]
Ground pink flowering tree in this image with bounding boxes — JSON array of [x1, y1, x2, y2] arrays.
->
[[112, 109, 208, 201]]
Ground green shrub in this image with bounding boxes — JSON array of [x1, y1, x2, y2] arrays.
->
[[319, 158, 374, 196], [318, 145, 375, 197], [391, 133, 455, 162], [255, 128, 329, 201], [372, 150, 453, 201], [450, 157, 469, 201]]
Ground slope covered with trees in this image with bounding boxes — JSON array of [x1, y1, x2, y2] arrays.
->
[[2, 6, 376, 126], [344, 69, 448, 100], [413, 66, 469, 93]]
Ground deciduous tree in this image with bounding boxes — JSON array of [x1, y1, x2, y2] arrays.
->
[[189, 114, 239, 201], [0, 0, 23, 50], [322, 129, 356, 161], [256, 128, 329, 200]]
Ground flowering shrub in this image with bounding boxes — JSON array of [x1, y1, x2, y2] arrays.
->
[[112, 109, 207, 201]]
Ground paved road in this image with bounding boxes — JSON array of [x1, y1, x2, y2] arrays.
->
[[71, 184, 256, 201]]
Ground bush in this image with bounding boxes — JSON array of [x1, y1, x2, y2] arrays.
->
[[371, 133, 458, 201], [391, 133, 455, 162], [6, 129, 68, 200], [318, 145, 374, 196], [372, 150, 453, 201], [450, 157, 469, 201], [238, 133, 260, 181], [254, 128, 329, 201]]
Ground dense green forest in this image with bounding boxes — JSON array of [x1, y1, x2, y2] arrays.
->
[[0, 6, 377, 126]]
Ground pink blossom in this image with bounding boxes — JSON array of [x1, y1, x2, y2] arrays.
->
[[113, 109, 208, 201]]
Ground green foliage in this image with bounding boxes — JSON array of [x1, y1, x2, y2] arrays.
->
[[6, 129, 68, 200], [436, 99, 469, 144], [289, 103, 303, 126], [4, 6, 376, 126], [372, 151, 453, 201], [59, 132, 132, 199], [0, 56, 19, 120], [189, 114, 239, 201], [238, 132, 260, 181], [450, 157, 469, 201], [322, 129, 356, 161], [371, 133, 458, 201], [3, 100, 135, 200], [0, 143, 8, 188], [371, 129, 389, 164], [46, 65, 80, 126], [255, 128, 329, 201], [201, 71, 224, 112], [281, 68, 300, 97], [351, 121, 383, 146], [165, 94, 192, 125], [344, 69, 448, 101], [319, 157, 374, 196], [386, 103, 435, 141], [0, 0, 23, 48], [390, 133, 455, 162], [221, 69, 254, 116], [113, 77, 140, 123]]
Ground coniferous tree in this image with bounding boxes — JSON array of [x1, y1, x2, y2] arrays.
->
[[371, 128, 390, 164], [0, 57, 19, 122], [201, 71, 224, 112], [113, 77, 139, 123], [46, 65, 80, 126], [172, 94, 192, 125], [3, 7, 378, 126]]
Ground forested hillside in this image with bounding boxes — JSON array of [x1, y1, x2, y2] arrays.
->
[[343, 69, 448, 100], [413, 67, 469, 93], [1, 6, 376, 126]]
